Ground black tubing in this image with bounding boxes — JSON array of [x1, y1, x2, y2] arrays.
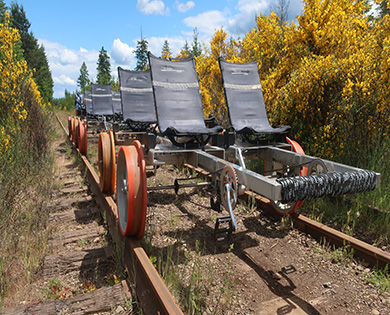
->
[[276, 170, 377, 203]]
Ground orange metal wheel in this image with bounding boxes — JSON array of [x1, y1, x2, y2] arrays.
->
[[108, 130, 116, 195], [116, 141, 147, 239], [68, 116, 72, 139], [132, 140, 147, 240], [286, 137, 307, 177], [98, 132, 113, 193], [75, 122, 79, 148], [70, 117, 76, 142], [79, 120, 88, 155], [271, 137, 307, 215]]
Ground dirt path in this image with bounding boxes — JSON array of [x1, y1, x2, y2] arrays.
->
[[2, 134, 131, 314], [147, 165, 390, 314], [6, 110, 388, 314]]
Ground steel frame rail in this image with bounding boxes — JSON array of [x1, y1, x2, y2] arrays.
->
[[146, 145, 380, 202]]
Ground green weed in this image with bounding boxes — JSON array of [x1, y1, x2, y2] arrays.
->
[[365, 265, 390, 295]]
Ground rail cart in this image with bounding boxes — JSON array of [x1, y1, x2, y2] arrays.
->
[[68, 115, 88, 155], [102, 53, 381, 243], [97, 67, 158, 194], [69, 84, 130, 156]]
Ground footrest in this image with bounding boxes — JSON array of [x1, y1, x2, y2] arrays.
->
[[214, 216, 233, 243]]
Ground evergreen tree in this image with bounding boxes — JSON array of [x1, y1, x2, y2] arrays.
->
[[134, 31, 149, 71], [10, 3, 53, 103], [379, 0, 390, 18], [191, 28, 202, 57], [10, 2, 30, 33], [77, 62, 90, 92], [161, 40, 171, 58], [0, 0, 7, 23], [96, 46, 111, 84], [183, 40, 191, 55]]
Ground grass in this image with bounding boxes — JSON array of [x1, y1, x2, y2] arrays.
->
[[365, 265, 390, 296], [0, 113, 54, 307], [299, 135, 390, 249], [142, 221, 238, 315]]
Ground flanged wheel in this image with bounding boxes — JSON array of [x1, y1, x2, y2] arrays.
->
[[71, 117, 76, 142], [75, 119, 80, 148], [271, 137, 307, 215], [116, 140, 147, 239], [98, 132, 114, 193], [68, 116, 72, 139], [220, 165, 238, 211], [108, 130, 116, 194], [78, 120, 88, 156]]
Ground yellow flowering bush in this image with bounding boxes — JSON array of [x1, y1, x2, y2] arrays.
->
[[0, 12, 46, 159], [195, 28, 241, 125], [181, 0, 388, 163], [234, 0, 389, 161]]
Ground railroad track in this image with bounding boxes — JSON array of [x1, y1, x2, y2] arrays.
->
[[185, 163, 390, 269], [8, 112, 387, 314], [2, 114, 182, 314]]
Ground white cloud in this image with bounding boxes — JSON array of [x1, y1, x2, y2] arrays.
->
[[111, 38, 135, 65], [54, 74, 76, 86], [183, 10, 227, 35], [228, 0, 269, 34], [38, 39, 100, 97], [39, 38, 141, 98], [59, 49, 79, 65], [238, 0, 268, 14], [175, 1, 195, 13], [137, 0, 170, 15]]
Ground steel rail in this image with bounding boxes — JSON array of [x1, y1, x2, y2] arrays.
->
[[56, 114, 183, 315], [184, 163, 390, 269]]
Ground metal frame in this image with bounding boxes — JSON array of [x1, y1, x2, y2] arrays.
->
[[144, 141, 380, 202]]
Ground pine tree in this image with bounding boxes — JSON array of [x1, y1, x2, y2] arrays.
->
[[96, 46, 111, 84], [134, 31, 149, 71], [77, 62, 90, 92], [379, 0, 390, 18], [161, 40, 171, 58], [183, 40, 191, 55], [0, 0, 7, 23], [191, 28, 202, 57], [10, 3, 53, 103]]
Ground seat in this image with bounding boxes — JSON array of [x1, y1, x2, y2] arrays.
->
[[117, 67, 157, 131], [74, 92, 85, 115], [148, 52, 223, 148], [219, 58, 291, 144], [91, 84, 114, 116], [111, 90, 122, 117], [84, 90, 93, 115]]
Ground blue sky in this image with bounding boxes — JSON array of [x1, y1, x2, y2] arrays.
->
[[4, 0, 305, 98]]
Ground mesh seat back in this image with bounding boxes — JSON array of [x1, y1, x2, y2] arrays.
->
[[85, 90, 93, 115], [219, 58, 274, 133], [118, 67, 156, 123], [91, 84, 113, 115], [111, 90, 122, 115], [148, 53, 208, 134]]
